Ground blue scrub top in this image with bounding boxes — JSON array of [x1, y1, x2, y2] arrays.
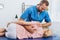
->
[[20, 6, 51, 23]]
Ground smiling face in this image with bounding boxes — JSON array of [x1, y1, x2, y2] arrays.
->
[[37, 0, 49, 12], [38, 3, 48, 12]]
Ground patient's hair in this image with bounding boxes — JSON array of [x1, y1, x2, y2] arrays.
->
[[39, 0, 49, 6]]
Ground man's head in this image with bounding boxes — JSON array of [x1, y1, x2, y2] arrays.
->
[[37, 0, 49, 12]]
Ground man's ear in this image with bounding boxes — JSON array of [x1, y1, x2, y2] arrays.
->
[[46, 6, 48, 11]]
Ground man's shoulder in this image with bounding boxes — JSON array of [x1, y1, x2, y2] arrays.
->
[[27, 6, 36, 10], [29, 5, 36, 8]]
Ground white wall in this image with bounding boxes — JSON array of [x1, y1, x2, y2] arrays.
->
[[0, 0, 22, 28], [0, 0, 20, 28], [51, 0, 60, 22]]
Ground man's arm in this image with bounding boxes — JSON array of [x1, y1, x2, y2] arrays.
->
[[11, 18, 31, 26], [14, 19, 30, 25], [43, 12, 52, 27]]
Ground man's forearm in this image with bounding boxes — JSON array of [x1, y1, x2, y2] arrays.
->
[[13, 21, 30, 26]]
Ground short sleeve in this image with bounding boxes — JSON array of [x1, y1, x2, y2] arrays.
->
[[44, 12, 51, 23], [20, 8, 30, 20]]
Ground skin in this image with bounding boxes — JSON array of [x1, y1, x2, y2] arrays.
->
[[7, 3, 52, 34]]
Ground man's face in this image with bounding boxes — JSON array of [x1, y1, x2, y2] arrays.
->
[[38, 3, 48, 11]]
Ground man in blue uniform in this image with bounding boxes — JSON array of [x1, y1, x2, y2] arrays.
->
[[8, 0, 52, 39]]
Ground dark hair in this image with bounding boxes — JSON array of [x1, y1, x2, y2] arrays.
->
[[39, 0, 49, 6]]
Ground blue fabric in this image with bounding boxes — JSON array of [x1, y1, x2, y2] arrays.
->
[[19, 36, 60, 40], [0, 37, 17, 40], [20, 6, 51, 23], [0, 36, 60, 40]]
